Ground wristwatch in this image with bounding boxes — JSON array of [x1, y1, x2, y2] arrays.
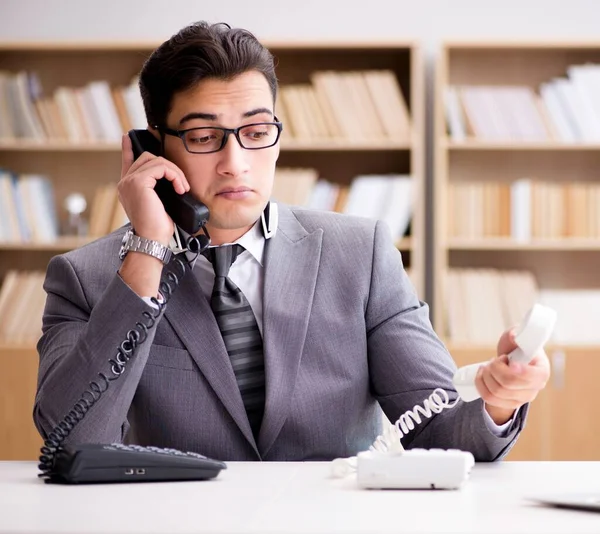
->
[[119, 228, 172, 264]]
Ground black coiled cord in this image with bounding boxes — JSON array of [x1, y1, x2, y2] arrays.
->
[[38, 232, 207, 479]]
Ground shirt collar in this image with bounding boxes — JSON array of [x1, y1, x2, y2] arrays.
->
[[170, 201, 278, 267]]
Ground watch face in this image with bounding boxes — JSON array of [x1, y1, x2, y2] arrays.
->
[[119, 229, 133, 260]]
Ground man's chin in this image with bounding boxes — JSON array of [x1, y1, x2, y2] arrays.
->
[[208, 210, 263, 232]]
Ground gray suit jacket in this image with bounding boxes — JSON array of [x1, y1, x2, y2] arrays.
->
[[34, 204, 526, 461]]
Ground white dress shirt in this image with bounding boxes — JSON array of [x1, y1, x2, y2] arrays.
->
[[136, 208, 513, 436]]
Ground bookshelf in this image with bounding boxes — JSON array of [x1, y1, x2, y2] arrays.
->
[[0, 40, 424, 459], [0, 39, 425, 326], [434, 41, 600, 460]]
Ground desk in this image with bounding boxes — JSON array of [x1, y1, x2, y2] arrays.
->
[[0, 461, 599, 533]]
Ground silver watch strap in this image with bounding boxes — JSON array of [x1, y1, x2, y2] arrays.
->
[[123, 232, 172, 264]]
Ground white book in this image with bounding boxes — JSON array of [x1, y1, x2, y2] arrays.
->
[[88, 81, 123, 141], [566, 65, 600, 142], [510, 179, 531, 242], [551, 78, 586, 142], [443, 86, 466, 141], [343, 175, 391, 221], [378, 175, 413, 242], [539, 82, 577, 142], [306, 180, 334, 211], [122, 80, 147, 129]]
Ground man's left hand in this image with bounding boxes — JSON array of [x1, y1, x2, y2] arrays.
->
[[475, 328, 551, 425]]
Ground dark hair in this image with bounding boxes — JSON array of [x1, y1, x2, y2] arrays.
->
[[139, 21, 278, 128]]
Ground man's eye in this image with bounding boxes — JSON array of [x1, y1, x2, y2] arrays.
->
[[189, 135, 215, 144], [244, 130, 269, 139]]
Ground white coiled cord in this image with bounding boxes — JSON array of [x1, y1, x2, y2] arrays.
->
[[330, 388, 459, 478]]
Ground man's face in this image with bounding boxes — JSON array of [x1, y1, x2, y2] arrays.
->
[[164, 70, 279, 235]]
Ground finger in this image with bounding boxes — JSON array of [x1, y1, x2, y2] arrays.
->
[[476, 368, 531, 409], [481, 366, 524, 402], [497, 327, 518, 357], [492, 353, 550, 390], [140, 157, 190, 193], [489, 355, 534, 389], [159, 158, 190, 192], [121, 133, 135, 178], [132, 161, 188, 194]]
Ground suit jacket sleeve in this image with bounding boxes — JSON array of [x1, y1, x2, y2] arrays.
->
[[366, 221, 528, 461], [34, 253, 161, 445]]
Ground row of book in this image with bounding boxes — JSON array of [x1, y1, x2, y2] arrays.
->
[[0, 170, 127, 242], [0, 68, 411, 145], [448, 180, 600, 240], [444, 63, 600, 142], [275, 70, 412, 143], [0, 71, 146, 143], [0, 270, 46, 343], [445, 268, 600, 345], [272, 168, 413, 243], [0, 167, 412, 244]]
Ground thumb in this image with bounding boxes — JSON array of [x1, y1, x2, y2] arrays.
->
[[121, 133, 134, 178]]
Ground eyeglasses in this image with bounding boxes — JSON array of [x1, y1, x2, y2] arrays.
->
[[158, 119, 283, 154]]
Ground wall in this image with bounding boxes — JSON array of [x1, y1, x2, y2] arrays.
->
[[2, 0, 599, 44]]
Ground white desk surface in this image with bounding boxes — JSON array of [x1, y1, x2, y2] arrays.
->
[[0, 461, 599, 534]]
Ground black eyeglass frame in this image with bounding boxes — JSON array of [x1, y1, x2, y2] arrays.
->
[[156, 118, 283, 154]]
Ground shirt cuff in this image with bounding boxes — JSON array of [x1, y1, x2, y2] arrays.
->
[[482, 404, 518, 437], [141, 293, 164, 310]]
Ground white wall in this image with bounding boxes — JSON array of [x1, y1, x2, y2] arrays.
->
[[1, 0, 600, 45], [2, 0, 599, 300]]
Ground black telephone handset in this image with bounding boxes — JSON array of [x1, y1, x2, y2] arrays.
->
[[128, 129, 210, 236], [36, 133, 221, 485]]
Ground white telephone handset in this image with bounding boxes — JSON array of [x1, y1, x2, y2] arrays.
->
[[452, 303, 557, 402], [331, 303, 557, 488]]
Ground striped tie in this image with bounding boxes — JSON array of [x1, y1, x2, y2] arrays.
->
[[203, 244, 265, 439]]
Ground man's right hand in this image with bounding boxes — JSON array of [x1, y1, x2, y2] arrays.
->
[[117, 133, 190, 299], [118, 132, 190, 246]]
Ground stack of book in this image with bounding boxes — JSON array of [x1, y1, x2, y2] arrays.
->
[[275, 69, 412, 143], [0, 170, 127, 242], [273, 168, 413, 243], [444, 62, 600, 142], [448, 180, 600, 240], [0, 72, 146, 142], [445, 268, 600, 345], [0, 270, 46, 344]]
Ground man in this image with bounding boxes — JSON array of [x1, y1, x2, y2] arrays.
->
[[34, 21, 549, 462]]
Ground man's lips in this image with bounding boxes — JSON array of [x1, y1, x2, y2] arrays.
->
[[216, 187, 253, 199], [217, 186, 252, 195]]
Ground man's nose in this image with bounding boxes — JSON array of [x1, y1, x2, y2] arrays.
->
[[217, 133, 250, 176]]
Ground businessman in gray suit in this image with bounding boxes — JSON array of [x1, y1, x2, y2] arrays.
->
[[34, 21, 550, 462]]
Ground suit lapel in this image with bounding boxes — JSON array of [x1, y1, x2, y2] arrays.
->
[[162, 262, 258, 454], [258, 206, 323, 457]]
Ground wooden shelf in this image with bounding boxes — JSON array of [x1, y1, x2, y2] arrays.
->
[[0, 342, 39, 352], [447, 238, 600, 251], [0, 237, 95, 251], [282, 140, 412, 151], [395, 238, 411, 251], [444, 342, 600, 353], [0, 141, 121, 151], [443, 139, 600, 151]]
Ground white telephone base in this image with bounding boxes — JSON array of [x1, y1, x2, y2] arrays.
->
[[356, 448, 475, 490]]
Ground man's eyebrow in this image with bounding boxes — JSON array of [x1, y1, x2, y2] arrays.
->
[[243, 107, 273, 118], [179, 112, 217, 126], [178, 108, 273, 126]]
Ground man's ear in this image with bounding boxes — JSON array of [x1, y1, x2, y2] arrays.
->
[[148, 125, 161, 141]]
